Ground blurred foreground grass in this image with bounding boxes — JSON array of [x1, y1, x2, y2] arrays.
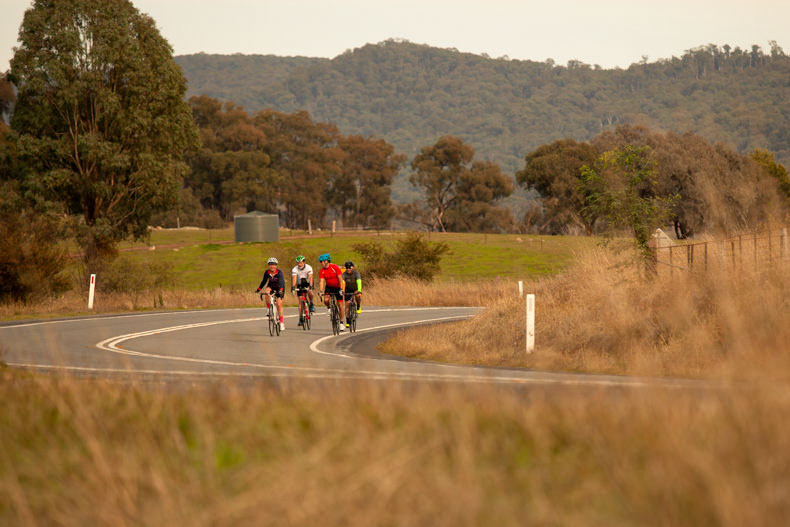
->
[[1, 369, 788, 526]]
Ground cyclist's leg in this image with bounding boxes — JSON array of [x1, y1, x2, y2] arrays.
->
[[337, 292, 345, 323], [355, 292, 361, 313], [276, 292, 284, 325]]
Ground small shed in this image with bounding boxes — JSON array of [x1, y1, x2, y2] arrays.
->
[[234, 211, 279, 243]]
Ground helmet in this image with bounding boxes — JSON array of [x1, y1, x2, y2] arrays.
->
[[318, 253, 331, 262], [344, 261, 354, 269], [267, 257, 278, 265], [295, 255, 306, 263]]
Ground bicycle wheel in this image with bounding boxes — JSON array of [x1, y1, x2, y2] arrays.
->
[[273, 303, 280, 336], [300, 296, 308, 331], [350, 308, 357, 332], [304, 297, 312, 330], [268, 304, 275, 336], [331, 302, 340, 335]]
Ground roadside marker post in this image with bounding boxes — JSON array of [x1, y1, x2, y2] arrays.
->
[[518, 280, 524, 297], [88, 274, 96, 310], [526, 294, 535, 354]]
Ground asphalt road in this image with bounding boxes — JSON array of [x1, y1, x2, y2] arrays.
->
[[0, 306, 707, 388]]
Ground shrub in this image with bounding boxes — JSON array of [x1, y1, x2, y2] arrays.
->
[[353, 233, 449, 281], [0, 184, 70, 303], [98, 257, 176, 308]]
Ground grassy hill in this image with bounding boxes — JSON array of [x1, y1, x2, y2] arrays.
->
[[121, 229, 595, 291], [176, 40, 790, 176]]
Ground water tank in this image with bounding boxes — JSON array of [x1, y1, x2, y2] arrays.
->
[[234, 211, 279, 242]]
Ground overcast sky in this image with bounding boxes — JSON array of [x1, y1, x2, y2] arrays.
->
[[2, 0, 787, 71]]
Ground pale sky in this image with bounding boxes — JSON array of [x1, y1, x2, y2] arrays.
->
[[2, 0, 788, 71]]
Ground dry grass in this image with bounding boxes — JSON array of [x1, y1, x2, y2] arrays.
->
[[381, 247, 790, 379], [2, 369, 790, 526], [0, 277, 505, 321]]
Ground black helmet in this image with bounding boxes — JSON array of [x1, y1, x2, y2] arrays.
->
[[344, 261, 354, 269]]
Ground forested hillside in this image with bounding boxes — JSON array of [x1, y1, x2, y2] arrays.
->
[[176, 40, 790, 174]]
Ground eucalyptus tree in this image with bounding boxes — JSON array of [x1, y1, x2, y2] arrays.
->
[[9, 0, 197, 266]]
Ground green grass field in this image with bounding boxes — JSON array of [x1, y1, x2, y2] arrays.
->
[[120, 229, 597, 290]]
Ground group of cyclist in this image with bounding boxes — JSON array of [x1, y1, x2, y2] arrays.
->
[[255, 253, 362, 332]]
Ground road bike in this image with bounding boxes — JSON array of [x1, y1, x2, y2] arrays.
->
[[345, 293, 359, 333], [295, 286, 311, 330], [324, 291, 341, 335], [260, 291, 281, 336]]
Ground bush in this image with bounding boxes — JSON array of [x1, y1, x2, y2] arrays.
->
[[0, 185, 70, 303], [98, 257, 176, 308], [352, 233, 449, 281]]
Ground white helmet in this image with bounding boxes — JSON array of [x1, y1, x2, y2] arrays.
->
[[267, 257, 278, 265]]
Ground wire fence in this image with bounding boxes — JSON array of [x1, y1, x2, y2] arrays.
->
[[651, 227, 790, 275]]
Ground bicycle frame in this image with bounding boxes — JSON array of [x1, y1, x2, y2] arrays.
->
[[261, 291, 280, 336], [297, 288, 311, 330]]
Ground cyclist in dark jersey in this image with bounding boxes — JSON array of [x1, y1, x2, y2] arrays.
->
[[256, 257, 286, 331], [341, 260, 362, 330]]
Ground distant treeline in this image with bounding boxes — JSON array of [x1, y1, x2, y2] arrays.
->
[[176, 40, 790, 175]]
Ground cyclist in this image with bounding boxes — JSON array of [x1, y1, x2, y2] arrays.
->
[[317, 253, 345, 332], [256, 257, 286, 331], [291, 255, 315, 326], [341, 260, 362, 329]]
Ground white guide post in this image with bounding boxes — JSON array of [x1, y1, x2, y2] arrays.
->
[[526, 293, 535, 354], [518, 280, 524, 297], [332, 220, 336, 235], [88, 274, 96, 310]]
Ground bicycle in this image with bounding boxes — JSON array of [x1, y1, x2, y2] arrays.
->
[[324, 291, 341, 335], [295, 286, 312, 330], [260, 291, 281, 336], [345, 294, 359, 333]]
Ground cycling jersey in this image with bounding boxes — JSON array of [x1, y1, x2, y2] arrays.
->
[[291, 263, 313, 283], [341, 269, 362, 293], [319, 263, 343, 288], [257, 269, 285, 291]]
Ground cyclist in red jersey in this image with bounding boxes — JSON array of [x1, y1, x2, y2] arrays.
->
[[317, 253, 345, 331]]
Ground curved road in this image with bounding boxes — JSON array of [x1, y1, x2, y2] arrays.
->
[[1, 306, 703, 387]]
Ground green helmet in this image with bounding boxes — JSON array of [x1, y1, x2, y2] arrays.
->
[[295, 255, 306, 263]]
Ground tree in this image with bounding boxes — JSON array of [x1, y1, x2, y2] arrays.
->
[[333, 134, 405, 229], [752, 149, 790, 208], [8, 0, 197, 266], [0, 74, 13, 126], [254, 110, 343, 229], [581, 146, 677, 259], [515, 139, 599, 234], [448, 160, 514, 232], [187, 96, 276, 220], [409, 135, 512, 232]]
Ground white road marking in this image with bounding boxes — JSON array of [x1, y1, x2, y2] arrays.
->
[[4, 307, 708, 388], [308, 315, 473, 359]]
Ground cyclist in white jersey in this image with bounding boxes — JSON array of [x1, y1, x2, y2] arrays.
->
[[290, 255, 315, 313]]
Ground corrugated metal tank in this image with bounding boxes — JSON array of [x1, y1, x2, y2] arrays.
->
[[234, 211, 279, 242]]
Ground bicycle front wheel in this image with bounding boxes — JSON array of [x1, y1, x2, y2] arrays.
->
[[331, 304, 339, 335], [268, 306, 275, 336], [300, 297, 308, 331]]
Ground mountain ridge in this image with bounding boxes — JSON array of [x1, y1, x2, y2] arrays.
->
[[175, 40, 790, 174]]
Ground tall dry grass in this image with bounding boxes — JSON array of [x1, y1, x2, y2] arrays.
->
[[381, 247, 790, 379], [0, 277, 500, 321], [2, 369, 790, 526]]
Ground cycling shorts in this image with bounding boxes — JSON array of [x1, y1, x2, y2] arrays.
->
[[323, 286, 343, 301], [269, 289, 284, 299]]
